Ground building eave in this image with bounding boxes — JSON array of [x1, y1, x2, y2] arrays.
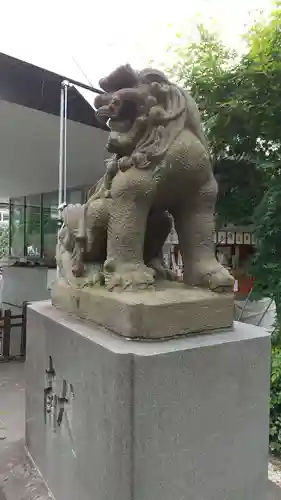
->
[[0, 51, 108, 130]]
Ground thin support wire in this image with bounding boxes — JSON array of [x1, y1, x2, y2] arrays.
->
[[257, 299, 274, 327], [237, 286, 253, 321]]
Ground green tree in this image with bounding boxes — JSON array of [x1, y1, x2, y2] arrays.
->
[[169, 24, 236, 94], [167, 23, 266, 226], [167, 3, 281, 334], [245, 2, 281, 334]]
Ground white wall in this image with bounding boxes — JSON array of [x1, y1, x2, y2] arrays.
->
[[2, 267, 50, 307], [0, 99, 108, 198], [1, 266, 50, 356]]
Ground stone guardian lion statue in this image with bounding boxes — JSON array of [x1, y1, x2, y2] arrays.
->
[[57, 64, 234, 293]]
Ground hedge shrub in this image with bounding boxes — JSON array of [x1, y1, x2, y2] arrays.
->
[[270, 347, 281, 455]]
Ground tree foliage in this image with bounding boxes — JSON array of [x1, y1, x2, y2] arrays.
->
[[246, 3, 281, 324], [168, 23, 267, 225], [270, 347, 281, 455], [167, 2, 281, 334], [252, 171, 281, 297], [169, 24, 236, 94]]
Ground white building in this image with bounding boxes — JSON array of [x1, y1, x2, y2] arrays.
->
[[0, 52, 108, 305]]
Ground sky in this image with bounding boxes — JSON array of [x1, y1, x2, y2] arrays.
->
[[0, 0, 272, 90]]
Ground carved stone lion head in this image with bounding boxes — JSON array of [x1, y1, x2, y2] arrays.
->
[[94, 65, 205, 171]]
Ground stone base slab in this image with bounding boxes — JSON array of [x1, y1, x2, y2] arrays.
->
[[26, 301, 270, 500], [51, 279, 233, 339]]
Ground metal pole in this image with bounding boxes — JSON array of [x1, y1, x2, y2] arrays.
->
[[62, 74, 104, 95], [57, 81, 67, 278], [63, 81, 68, 204], [58, 85, 65, 209]]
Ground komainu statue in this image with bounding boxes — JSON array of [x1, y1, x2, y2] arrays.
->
[[56, 64, 234, 293]]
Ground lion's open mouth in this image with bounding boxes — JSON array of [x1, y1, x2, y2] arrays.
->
[[95, 96, 139, 133], [108, 118, 133, 133], [109, 100, 138, 133]]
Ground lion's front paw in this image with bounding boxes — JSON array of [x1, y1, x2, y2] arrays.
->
[[67, 263, 104, 289], [188, 260, 234, 293], [104, 260, 155, 291]]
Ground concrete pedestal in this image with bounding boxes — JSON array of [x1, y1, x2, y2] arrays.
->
[[51, 278, 234, 339], [25, 301, 271, 500]]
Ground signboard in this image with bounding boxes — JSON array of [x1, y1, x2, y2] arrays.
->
[[235, 232, 243, 245], [227, 232, 235, 245], [218, 231, 227, 244], [243, 232, 251, 245]]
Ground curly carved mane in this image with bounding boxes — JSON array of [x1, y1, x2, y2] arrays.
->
[[114, 68, 208, 172], [94, 66, 209, 178]]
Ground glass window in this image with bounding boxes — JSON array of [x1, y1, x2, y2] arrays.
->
[[0, 204, 10, 258], [26, 194, 41, 207], [9, 189, 91, 263], [42, 192, 58, 262], [12, 197, 25, 206], [10, 203, 25, 258], [42, 207, 58, 260], [26, 194, 41, 257], [43, 192, 58, 208], [26, 205, 41, 257]]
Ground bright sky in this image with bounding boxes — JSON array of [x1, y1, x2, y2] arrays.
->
[[0, 0, 272, 89]]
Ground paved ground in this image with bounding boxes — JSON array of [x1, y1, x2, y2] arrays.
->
[[0, 362, 52, 500], [0, 361, 280, 500], [270, 482, 281, 499], [0, 362, 25, 443]]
